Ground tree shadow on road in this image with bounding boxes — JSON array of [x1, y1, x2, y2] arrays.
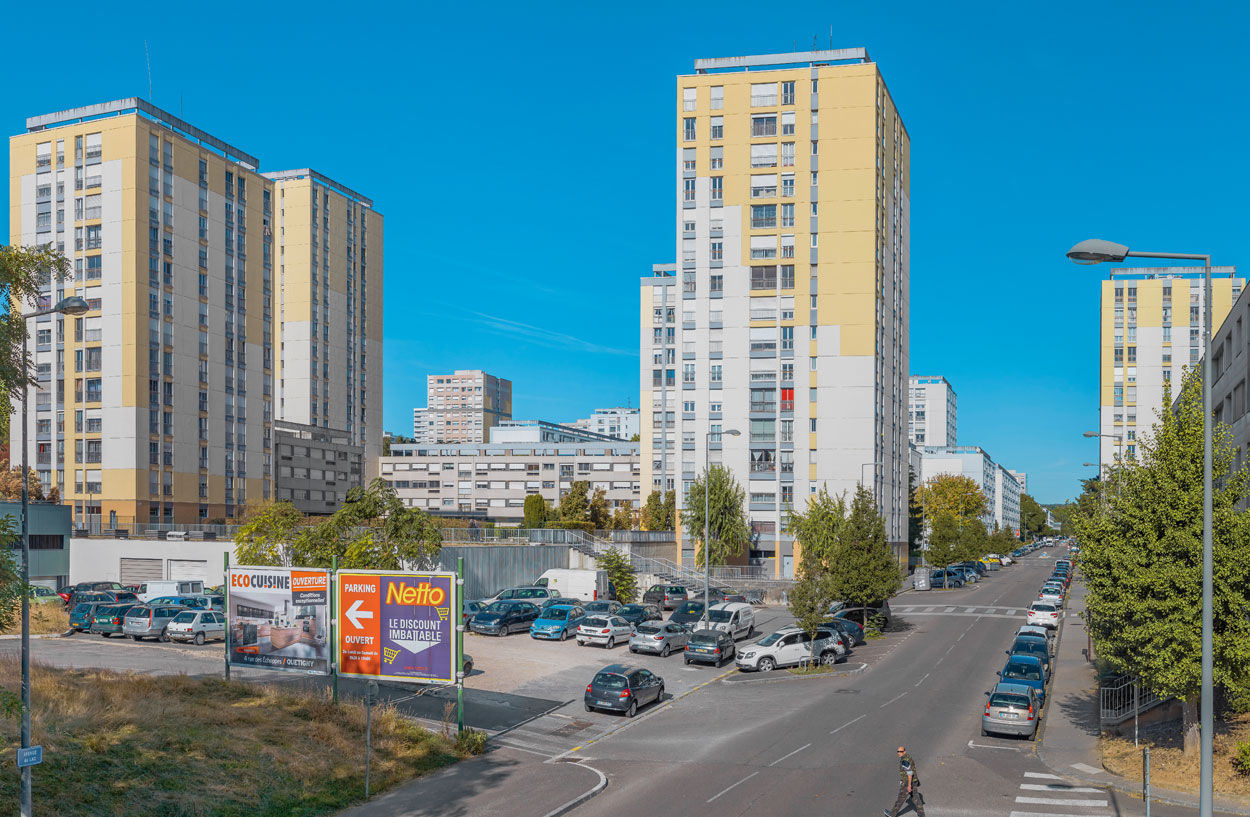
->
[[1052, 687, 1101, 738], [339, 749, 523, 817]]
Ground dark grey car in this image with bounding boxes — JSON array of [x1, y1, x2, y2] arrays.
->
[[584, 665, 664, 718]]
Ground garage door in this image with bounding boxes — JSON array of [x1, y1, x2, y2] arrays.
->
[[120, 558, 163, 584], [169, 559, 207, 583]]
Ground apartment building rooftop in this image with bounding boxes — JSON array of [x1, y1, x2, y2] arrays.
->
[[262, 168, 374, 207], [24, 97, 259, 169], [692, 47, 872, 73], [1107, 266, 1238, 280]]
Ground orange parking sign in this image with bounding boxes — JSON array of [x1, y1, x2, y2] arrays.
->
[[338, 573, 383, 677]]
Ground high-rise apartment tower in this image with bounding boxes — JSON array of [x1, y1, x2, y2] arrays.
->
[[908, 375, 955, 447]]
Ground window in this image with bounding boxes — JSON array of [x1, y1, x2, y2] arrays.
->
[[710, 241, 723, 261], [683, 364, 695, 384], [751, 115, 777, 137], [781, 142, 795, 167], [710, 86, 724, 110], [781, 81, 796, 105], [682, 147, 696, 171], [781, 174, 795, 197], [751, 175, 777, 198], [683, 178, 696, 202], [709, 116, 723, 139], [781, 203, 796, 227], [782, 111, 796, 135], [751, 205, 777, 229], [780, 265, 795, 289], [710, 177, 723, 201], [683, 87, 696, 111], [710, 146, 723, 170], [751, 82, 778, 106], [750, 144, 778, 168], [683, 118, 696, 141]]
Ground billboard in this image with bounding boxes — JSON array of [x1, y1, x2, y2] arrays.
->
[[337, 570, 458, 685], [227, 567, 331, 675]]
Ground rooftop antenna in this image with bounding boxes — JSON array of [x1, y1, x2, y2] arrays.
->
[[830, 25, 833, 49], [144, 40, 152, 101], [812, 35, 819, 50]]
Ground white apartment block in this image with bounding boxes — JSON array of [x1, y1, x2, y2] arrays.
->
[[1007, 470, 1027, 496], [908, 375, 956, 447], [641, 49, 911, 577], [571, 407, 640, 441], [412, 407, 436, 444], [378, 441, 640, 524], [916, 446, 1018, 533], [423, 370, 512, 444], [994, 464, 1022, 535]]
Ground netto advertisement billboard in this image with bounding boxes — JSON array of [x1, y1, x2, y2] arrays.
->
[[227, 567, 330, 675], [337, 570, 458, 685]]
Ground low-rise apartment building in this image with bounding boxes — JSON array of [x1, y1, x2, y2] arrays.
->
[[273, 421, 364, 514], [916, 445, 1021, 534]]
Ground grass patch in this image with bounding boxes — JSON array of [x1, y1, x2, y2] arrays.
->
[[864, 629, 884, 640], [0, 602, 69, 636], [786, 662, 842, 676], [0, 657, 470, 816], [1101, 712, 1250, 797]]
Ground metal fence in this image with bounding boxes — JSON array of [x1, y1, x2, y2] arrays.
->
[[440, 545, 570, 600], [1099, 674, 1165, 725]]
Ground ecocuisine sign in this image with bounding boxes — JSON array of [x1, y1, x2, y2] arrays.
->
[[227, 567, 330, 675]]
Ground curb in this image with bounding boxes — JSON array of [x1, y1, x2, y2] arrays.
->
[[0, 631, 73, 641], [720, 661, 868, 686], [539, 761, 608, 817]]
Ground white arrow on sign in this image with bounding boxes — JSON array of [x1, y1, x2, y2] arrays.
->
[[392, 638, 439, 656], [345, 599, 374, 630]]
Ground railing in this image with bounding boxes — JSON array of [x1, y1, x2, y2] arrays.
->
[[1099, 674, 1166, 725], [751, 95, 778, 107]]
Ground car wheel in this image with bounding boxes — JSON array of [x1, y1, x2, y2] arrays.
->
[[660, 644, 670, 658], [560, 629, 568, 641], [496, 628, 505, 637], [980, 727, 988, 737], [626, 700, 637, 718], [131, 635, 142, 641], [585, 703, 594, 713], [684, 657, 691, 665], [194, 632, 205, 646], [606, 636, 615, 649], [820, 651, 837, 667], [100, 632, 110, 638], [758, 657, 776, 672], [159, 628, 170, 643], [747, 625, 754, 637], [657, 684, 665, 701]]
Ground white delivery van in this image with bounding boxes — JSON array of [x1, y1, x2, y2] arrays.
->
[[137, 580, 205, 602], [534, 569, 611, 602], [703, 602, 756, 641]]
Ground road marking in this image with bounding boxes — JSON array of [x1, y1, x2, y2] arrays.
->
[[1014, 797, 1108, 807], [1010, 812, 1105, 817], [967, 740, 1020, 751], [768, 742, 812, 767], [914, 673, 930, 688], [540, 761, 608, 817], [830, 714, 867, 734], [944, 644, 956, 655], [1069, 762, 1105, 774], [1006, 609, 1017, 615], [964, 607, 977, 613], [1022, 772, 1063, 779], [924, 606, 938, 612], [1019, 784, 1103, 793], [934, 656, 944, 666], [957, 631, 966, 641], [880, 691, 908, 708], [706, 771, 759, 803], [944, 606, 956, 612]]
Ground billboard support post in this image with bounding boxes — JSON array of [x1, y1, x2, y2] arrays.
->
[[457, 556, 465, 735], [332, 555, 339, 704], [223, 551, 231, 682], [365, 680, 377, 800]]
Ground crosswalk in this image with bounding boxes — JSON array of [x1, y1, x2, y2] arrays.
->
[[490, 711, 607, 757], [893, 604, 1025, 619], [1007, 771, 1111, 817]]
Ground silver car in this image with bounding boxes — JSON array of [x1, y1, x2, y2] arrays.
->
[[167, 610, 227, 645], [982, 681, 1039, 739], [629, 622, 690, 657], [122, 604, 186, 642]]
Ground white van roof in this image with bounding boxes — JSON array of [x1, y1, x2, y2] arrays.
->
[[709, 601, 752, 612]]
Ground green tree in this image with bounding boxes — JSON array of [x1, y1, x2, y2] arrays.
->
[[233, 501, 305, 566], [588, 487, 612, 530], [924, 512, 962, 569], [610, 504, 633, 531], [955, 517, 990, 564], [0, 245, 71, 401], [1020, 493, 1048, 539], [1075, 370, 1250, 754], [595, 546, 637, 603], [683, 465, 751, 569], [788, 569, 837, 662], [559, 481, 590, 523], [0, 516, 21, 633], [629, 433, 640, 442], [786, 487, 846, 576], [918, 474, 987, 527], [0, 463, 44, 501], [907, 467, 923, 551], [523, 494, 548, 529], [641, 490, 676, 530], [827, 486, 902, 611]]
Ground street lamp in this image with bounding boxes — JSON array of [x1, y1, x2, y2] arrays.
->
[[704, 427, 740, 616], [18, 295, 87, 817], [1068, 239, 1215, 817]]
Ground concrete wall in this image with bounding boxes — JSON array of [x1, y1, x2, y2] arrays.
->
[[69, 537, 236, 586], [439, 544, 572, 601]]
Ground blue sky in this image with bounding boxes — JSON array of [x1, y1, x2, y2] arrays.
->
[[3, 1, 1246, 504]]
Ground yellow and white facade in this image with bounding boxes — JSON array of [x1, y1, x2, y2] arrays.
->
[[1098, 268, 1241, 466], [9, 99, 383, 525], [641, 49, 910, 576]]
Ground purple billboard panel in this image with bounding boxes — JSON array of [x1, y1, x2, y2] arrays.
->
[[375, 573, 456, 685]]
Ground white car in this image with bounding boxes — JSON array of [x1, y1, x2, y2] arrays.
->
[[1037, 587, 1064, 606], [991, 553, 1014, 566], [576, 615, 634, 648], [1027, 602, 1060, 629], [735, 626, 846, 672]]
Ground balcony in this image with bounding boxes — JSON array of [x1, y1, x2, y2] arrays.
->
[[751, 123, 777, 138], [780, 400, 794, 412], [750, 402, 776, 413], [751, 218, 776, 229], [749, 462, 776, 473], [751, 95, 778, 107]]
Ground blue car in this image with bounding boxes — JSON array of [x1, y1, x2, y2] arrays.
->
[[928, 569, 964, 588], [998, 654, 1047, 707], [949, 566, 978, 584], [530, 604, 587, 641]]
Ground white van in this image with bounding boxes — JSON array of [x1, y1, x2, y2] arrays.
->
[[533, 569, 611, 602], [137, 580, 204, 603], [702, 602, 756, 641]]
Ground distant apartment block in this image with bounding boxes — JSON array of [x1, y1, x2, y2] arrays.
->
[[490, 420, 624, 445], [422, 370, 512, 444], [412, 407, 435, 444], [571, 407, 640, 440], [1100, 269, 1241, 469], [1193, 282, 1250, 509], [916, 445, 1020, 534], [908, 376, 956, 447], [273, 421, 363, 514], [1007, 470, 1027, 496], [9, 98, 382, 526]]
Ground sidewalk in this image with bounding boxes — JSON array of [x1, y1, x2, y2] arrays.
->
[[1038, 580, 1250, 815]]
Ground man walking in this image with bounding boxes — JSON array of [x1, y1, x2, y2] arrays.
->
[[884, 745, 925, 817]]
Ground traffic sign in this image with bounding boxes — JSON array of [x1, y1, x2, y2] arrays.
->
[[17, 746, 42, 768], [336, 570, 457, 684]]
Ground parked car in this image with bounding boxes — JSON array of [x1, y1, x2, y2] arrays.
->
[[998, 654, 1047, 707], [955, 561, 987, 577], [135, 580, 205, 603], [736, 626, 844, 672], [462, 600, 486, 625], [461, 653, 475, 677], [1027, 602, 1060, 629], [1037, 587, 1064, 606], [642, 585, 689, 611], [700, 602, 756, 640], [830, 599, 892, 629], [28, 585, 61, 604], [582, 600, 622, 616], [576, 615, 634, 648], [823, 617, 865, 647], [123, 604, 186, 642], [530, 604, 586, 641], [539, 597, 583, 611], [1016, 625, 1054, 651], [928, 569, 964, 588], [88, 603, 139, 637], [1007, 636, 1052, 676], [167, 610, 227, 645], [70, 601, 107, 632], [488, 586, 555, 603], [59, 581, 126, 604], [584, 664, 664, 718], [616, 603, 663, 628], [669, 600, 706, 628], [982, 681, 1040, 739], [68, 589, 138, 609], [949, 566, 979, 584], [146, 595, 208, 609], [684, 628, 737, 666], [629, 622, 690, 657], [469, 601, 541, 636]]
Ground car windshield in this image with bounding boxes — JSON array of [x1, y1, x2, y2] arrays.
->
[[708, 610, 733, 622], [635, 624, 662, 635], [1032, 604, 1056, 612], [484, 602, 514, 614], [73, 603, 93, 613], [990, 693, 1031, 708], [543, 608, 569, 620], [126, 608, 149, 618], [173, 612, 197, 623], [689, 631, 720, 645], [648, 585, 664, 593], [675, 602, 703, 615], [583, 617, 608, 628], [619, 605, 645, 615], [1013, 640, 1046, 655], [585, 602, 611, 612], [516, 589, 545, 599], [757, 631, 785, 646], [1003, 663, 1042, 681], [592, 672, 627, 689]]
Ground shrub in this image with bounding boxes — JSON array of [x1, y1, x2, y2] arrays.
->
[[456, 728, 488, 756], [1234, 741, 1250, 775]]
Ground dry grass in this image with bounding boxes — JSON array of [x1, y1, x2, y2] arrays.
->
[[0, 602, 69, 635], [1102, 713, 1250, 797], [0, 657, 468, 817]]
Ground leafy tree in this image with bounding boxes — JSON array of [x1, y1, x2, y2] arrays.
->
[[0, 517, 21, 633], [559, 481, 590, 523], [46, 485, 59, 503], [641, 490, 676, 530], [0, 397, 8, 448], [955, 517, 990, 564], [523, 494, 548, 529], [629, 433, 640, 442], [683, 465, 751, 569], [610, 504, 633, 531], [0, 463, 43, 501], [234, 501, 306, 566], [907, 467, 923, 551], [1048, 501, 1078, 536], [595, 546, 637, 603], [1020, 493, 1048, 539], [917, 474, 987, 526], [1074, 370, 1250, 754], [786, 487, 846, 576], [827, 486, 901, 609], [0, 245, 71, 401], [588, 487, 612, 530], [924, 513, 962, 569], [788, 569, 837, 661]]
